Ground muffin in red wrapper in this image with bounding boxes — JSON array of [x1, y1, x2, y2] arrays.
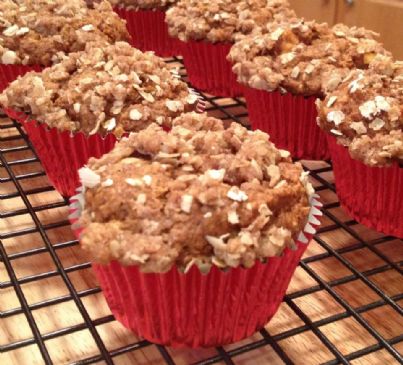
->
[[0, 42, 202, 197], [229, 21, 392, 160], [328, 138, 402, 238], [317, 59, 403, 238], [112, 3, 182, 57], [5, 108, 120, 197], [166, 0, 295, 97], [72, 220, 321, 347], [68, 112, 322, 347], [0, 0, 129, 92]]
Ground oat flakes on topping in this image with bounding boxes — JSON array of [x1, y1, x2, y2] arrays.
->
[[78, 112, 313, 273], [317, 59, 403, 166], [166, 0, 295, 43], [0, 42, 197, 136], [107, 0, 177, 10], [0, 0, 130, 66], [228, 19, 391, 96]]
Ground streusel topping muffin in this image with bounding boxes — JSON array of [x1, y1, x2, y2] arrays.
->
[[0, 42, 198, 136], [166, 0, 295, 43], [0, 0, 130, 66], [107, 0, 177, 9], [78, 112, 313, 273], [316, 59, 402, 166], [229, 19, 391, 96]]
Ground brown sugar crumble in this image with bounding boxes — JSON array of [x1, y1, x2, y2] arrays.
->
[[77, 112, 314, 273], [0, 0, 130, 66], [228, 19, 391, 96], [165, 0, 295, 43], [317, 59, 403, 167], [0, 42, 198, 136]]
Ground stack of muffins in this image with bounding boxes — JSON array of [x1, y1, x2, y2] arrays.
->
[[0, 0, 401, 349]]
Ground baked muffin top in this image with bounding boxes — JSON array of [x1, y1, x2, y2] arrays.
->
[[166, 0, 295, 43], [107, 0, 177, 10], [0, 42, 198, 136], [0, 0, 130, 66], [317, 58, 402, 167], [78, 112, 314, 273], [229, 19, 391, 96]]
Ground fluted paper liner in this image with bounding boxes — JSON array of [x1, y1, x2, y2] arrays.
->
[[180, 40, 244, 98], [68, 187, 322, 347], [244, 87, 330, 160], [328, 136, 402, 238], [114, 7, 182, 57], [4, 92, 205, 197], [0, 64, 42, 92], [5, 108, 119, 197]]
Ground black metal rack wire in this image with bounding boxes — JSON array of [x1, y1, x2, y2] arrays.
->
[[0, 57, 402, 365]]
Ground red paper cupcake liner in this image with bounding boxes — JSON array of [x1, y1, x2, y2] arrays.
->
[[180, 41, 244, 98], [328, 137, 403, 238], [5, 91, 205, 197], [0, 64, 42, 92], [114, 7, 181, 57], [69, 189, 322, 347], [5, 108, 119, 197], [244, 87, 330, 160]]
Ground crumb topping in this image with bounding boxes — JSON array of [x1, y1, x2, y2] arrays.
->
[[166, 0, 295, 43], [0, 42, 197, 136], [229, 19, 391, 96], [0, 0, 130, 66], [107, 0, 177, 10], [78, 112, 313, 273], [317, 59, 402, 166]]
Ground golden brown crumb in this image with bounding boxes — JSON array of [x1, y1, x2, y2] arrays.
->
[[229, 19, 391, 96], [0, 42, 198, 136], [78, 112, 313, 273]]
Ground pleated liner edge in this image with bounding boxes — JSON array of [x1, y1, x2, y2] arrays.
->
[[180, 40, 244, 98], [69, 187, 323, 348], [244, 87, 330, 161], [4, 108, 119, 197], [328, 136, 402, 238], [113, 7, 182, 57]]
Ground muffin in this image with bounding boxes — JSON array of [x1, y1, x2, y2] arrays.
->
[[0, 42, 200, 197], [108, 0, 181, 56], [166, 0, 295, 97], [0, 0, 130, 91], [316, 58, 402, 237], [228, 19, 392, 160], [70, 112, 322, 347]]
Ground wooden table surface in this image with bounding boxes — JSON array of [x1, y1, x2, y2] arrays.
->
[[0, 90, 402, 365]]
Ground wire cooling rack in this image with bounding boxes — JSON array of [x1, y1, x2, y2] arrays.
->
[[0, 57, 402, 365]]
